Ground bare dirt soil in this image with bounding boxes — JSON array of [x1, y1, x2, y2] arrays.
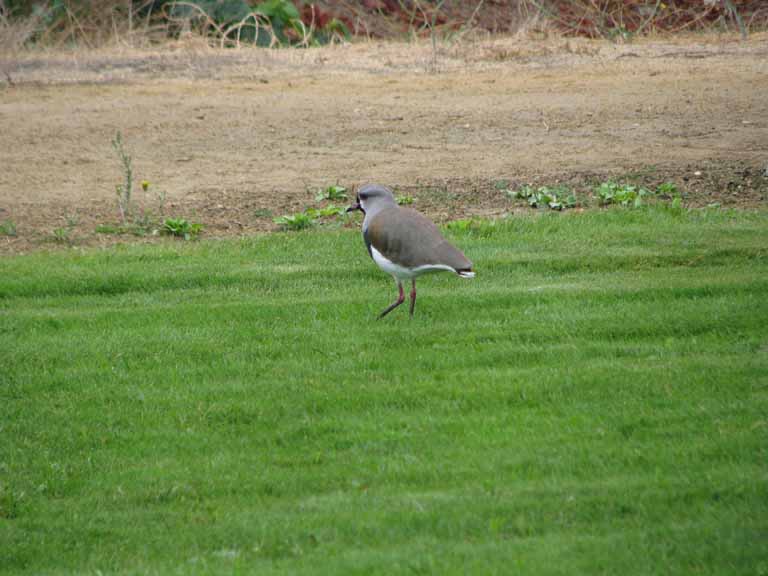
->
[[1, 33, 767, 253]]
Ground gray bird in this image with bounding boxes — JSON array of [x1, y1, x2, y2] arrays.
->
[[346, 184, 475, 319]]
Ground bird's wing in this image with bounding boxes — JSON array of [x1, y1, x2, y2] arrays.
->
[[364, 207, 472, 271]]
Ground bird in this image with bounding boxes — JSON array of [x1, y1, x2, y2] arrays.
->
[[346, 184, 475, 319]]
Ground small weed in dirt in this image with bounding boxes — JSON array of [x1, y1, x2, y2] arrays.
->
[[0, 219, 17, 237], [307, 205, 346, 218], [52, 228, 68, 243], [254, 208, 274, 219], [112, 131, 134, 224], [130, 181, 166, 233], [396, 195, 415, 206], [275, 198, 350, 231], [657, 182, 679, 198], [100, 166, 173, 237], [50, 213, 79, 245], [141, 180, 167, 220], [315, 185, 348, 202], [274, 212, 316, 231], [596, 181, 652, 207], [163, 218, 203, 240], [51, 226, 72, 245], [507, 185, 577, 211]]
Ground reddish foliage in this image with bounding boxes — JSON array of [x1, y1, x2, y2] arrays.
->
[[543, 0, 766, 37], [301, 3, 331, 29], [299, 2, 356, 35], [301, 0, 766, 37]]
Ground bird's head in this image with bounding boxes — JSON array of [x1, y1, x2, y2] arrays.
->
[[346, 184, 397, 215]]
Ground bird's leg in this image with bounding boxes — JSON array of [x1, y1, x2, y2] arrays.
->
[[409, 279, 417, 318], [378, 280, 405, 319]]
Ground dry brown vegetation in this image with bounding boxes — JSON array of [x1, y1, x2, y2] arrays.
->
[[1, 0, 765, 50]]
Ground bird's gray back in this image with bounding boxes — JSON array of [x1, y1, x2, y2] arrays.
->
[[364, 207, 472, 270]]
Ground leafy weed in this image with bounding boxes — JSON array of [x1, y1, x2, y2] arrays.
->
[[315, 185, 347, 202], [52, 227, 71, 244], [508, 185, 577, 211], [309, 205, 346, 218], [596, 182, 652, 207], [657, 182, 679, 197], [0, 219, 17, 237], [163, 218, 203, 240], [274, 212, 316, 231]]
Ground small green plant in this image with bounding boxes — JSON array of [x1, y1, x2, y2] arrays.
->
[[163, 218, 203, 240], [595, 182, 652, 207], [133, 210, 153, 231], [130, 180, 166, 230], [52, 227, 71, 244], [142, 180, 167, 219], [275, 201, 348, 230], [315, 185, 347, 202], [314, 205, 346, 218], [396, 195, 415, 206], [657, 182, 679, 197], [99, 174, 170, 236], [493, 180, 510, 191], [111, 131, 133, 224], [0, 219, 17, 237], [254, 208, 274, 219], [507, 185, 576, 211], [274, 212, 316, 231], [51, 212, 79, 244], [253, 0, 304, 45]]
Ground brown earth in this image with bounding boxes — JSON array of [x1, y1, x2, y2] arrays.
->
[[1, 33, 767, 254]]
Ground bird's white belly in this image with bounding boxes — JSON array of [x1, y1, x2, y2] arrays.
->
[[371, 246, 455, 280]]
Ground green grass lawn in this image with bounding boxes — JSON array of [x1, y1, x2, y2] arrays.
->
[[1, 207, 767, 575]]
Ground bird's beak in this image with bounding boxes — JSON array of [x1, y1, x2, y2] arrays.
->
[[346, 198, 362, 213]]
